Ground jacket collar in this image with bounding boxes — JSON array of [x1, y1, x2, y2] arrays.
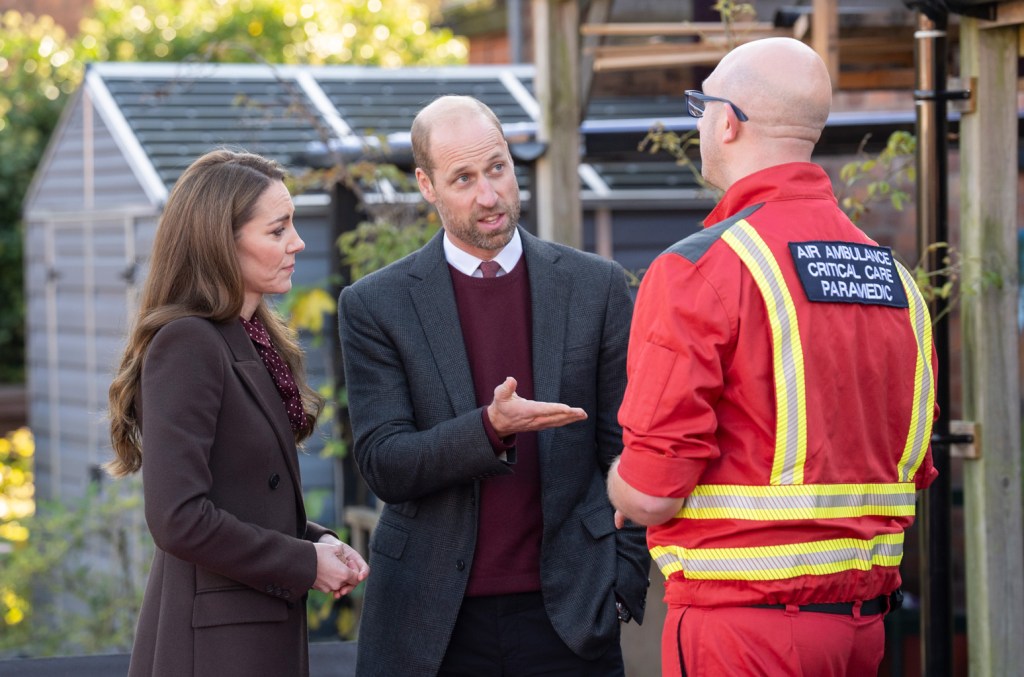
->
[[705, 162, 837, 227]]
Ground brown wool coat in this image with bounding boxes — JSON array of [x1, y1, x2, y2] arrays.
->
[[128, 317, 332, 677]]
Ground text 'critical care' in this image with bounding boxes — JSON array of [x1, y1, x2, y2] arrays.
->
[[788, 240, 909, 308]]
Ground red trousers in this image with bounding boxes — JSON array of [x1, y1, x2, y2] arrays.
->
[[662, 604, 885, 676]]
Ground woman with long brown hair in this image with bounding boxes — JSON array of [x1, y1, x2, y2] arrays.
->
[[107, 149, 368, 677]]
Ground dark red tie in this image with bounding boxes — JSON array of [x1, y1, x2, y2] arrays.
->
[[479, 260, 501, 278]]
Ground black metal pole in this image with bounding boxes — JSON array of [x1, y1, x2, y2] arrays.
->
[[912, 10, 955, 677]]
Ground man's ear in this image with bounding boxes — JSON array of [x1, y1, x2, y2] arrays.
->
[[721, 107, 741, 144], [415, 167, 436, 204]]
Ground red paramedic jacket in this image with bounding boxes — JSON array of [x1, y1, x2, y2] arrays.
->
[[617, 162, 938, 608]]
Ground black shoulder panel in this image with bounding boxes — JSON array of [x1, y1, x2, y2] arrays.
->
[[665, 203, 765, 264]]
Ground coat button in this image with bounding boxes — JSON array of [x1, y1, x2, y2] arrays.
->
[[456, 559, 465, 571], [269, 473, 281, 489]]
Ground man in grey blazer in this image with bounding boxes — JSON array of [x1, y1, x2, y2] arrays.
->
[[339, 95, 650, 676]]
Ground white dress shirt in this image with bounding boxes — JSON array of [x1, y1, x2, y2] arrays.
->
[[443, 229, 524, 278]]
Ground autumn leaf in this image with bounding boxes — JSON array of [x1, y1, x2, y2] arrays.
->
[[288, 288, 336, 333]]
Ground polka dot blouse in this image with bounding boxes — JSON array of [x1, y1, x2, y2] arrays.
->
[[240, 315, 309, 436]]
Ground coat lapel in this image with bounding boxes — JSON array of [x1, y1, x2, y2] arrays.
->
[[523, 230, 571, 412], [408, 232, 479, 416], [214, 320, 305, 508]]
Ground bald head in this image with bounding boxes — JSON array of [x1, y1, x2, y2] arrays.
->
[[708, 38, 832, 147], [411, 96, 504, 179]]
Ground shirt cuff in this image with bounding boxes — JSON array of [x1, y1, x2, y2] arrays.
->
[[481, 407, 516, 463], [617, 446, 703, 498]]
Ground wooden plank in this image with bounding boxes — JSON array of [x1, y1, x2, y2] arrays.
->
[[957, 16, 1024, 677], [593, 50, 730, 72], [587, 41, 706, 59], [579, 21, 777, 37], [980, 0, 1024, 28]]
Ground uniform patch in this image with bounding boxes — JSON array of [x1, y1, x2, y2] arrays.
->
[[789, 241, 908, 308]]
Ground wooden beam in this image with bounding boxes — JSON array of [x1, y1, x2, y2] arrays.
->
[[532, 0, 581, 247], [579, 21, 778, 37], [958, 16, 1024, 677], [980, 0, 1024, 29], [593, 50, 730, 72], [586, 41, 722, 58], [812, 0, 840, 87]]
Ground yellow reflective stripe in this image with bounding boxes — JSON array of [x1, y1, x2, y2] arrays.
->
[[722, 221, 808, 485], [651, 532, 904, 581], [896, 264, 935, 482], [676, 482, 918, 520]]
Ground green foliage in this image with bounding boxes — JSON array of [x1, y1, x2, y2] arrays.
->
[[838, 130, 917, 224], [338, 212, 441, 283], [79, 0, 466, 67], [637, 123, 708, 191], [316, 381, 349, 460], [0, 12, 83, 383], [308, 583, 365, 640], [0, 482, 152, 658], [0, 0, 467, 385], [712, 0, 757, 44], [837, 130, 1007, 323], [911, 241, 1005, 325], [0, 427, 34, 548]]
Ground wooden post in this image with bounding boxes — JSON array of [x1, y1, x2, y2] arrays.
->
[[958, 16, 1024, 676], [579, 0, 614, 120], [532, 0, 581, 247], [812, 0, 839, 88]]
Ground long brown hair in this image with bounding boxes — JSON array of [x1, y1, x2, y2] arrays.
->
[[106, 149, 323, 477]]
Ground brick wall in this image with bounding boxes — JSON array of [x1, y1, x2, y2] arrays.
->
[[3, 0, 90, 33]]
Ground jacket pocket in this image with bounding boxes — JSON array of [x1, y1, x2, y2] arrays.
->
[[370, 520, 409, 560], [192, 586, 289, 628], [579, 503, 616, 540]]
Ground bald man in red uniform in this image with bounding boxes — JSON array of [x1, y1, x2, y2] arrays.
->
[[608, 37, 938, 677]]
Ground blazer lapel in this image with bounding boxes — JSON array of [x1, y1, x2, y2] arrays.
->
[[408, 233, 478, 416], [215, 320, 305, 505], [523, 229, 571, 411]]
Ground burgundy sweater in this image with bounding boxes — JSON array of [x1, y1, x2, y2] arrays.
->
[[449, 259, 542, 596]]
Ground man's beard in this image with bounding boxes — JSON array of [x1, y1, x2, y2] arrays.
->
[[437, 193, 520, 252]]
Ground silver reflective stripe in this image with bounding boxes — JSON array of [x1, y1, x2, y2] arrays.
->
[[679, 482, 917, 520], [651, 533, 905, 581]]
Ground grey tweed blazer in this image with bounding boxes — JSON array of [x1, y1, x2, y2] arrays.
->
[[339, 227, 650, 677]]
